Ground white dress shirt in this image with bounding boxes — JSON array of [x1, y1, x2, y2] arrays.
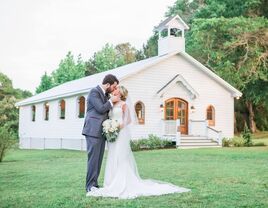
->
[[99, 85, 113, 107]]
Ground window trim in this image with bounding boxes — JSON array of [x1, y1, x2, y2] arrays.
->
[[44, 102, 49, 121], [31, 105, 36, 122], [135, 101, 145, 125], [206, 105, 215, 126], [59, 99, 66, 120], [77, 96, 86, 119]]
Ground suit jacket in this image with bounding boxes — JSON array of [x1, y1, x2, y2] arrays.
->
[[82, 85, 112, 138]]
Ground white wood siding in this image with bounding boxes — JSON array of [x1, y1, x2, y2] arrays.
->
[[121, 54, 234, 139]]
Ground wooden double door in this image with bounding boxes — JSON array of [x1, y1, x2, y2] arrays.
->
[[165, 98, 188, 134]]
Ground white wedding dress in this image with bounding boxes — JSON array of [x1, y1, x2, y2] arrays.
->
[[88, 102, 190, 199]]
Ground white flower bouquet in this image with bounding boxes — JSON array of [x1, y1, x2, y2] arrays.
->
[[102, 119, 120, 142]]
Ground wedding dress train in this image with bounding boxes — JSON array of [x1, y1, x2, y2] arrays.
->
[[88, 103, 190, 199]]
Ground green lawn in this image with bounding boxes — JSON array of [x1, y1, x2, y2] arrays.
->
[[252, 131, 268, 145], [0, 147, 268, 208]]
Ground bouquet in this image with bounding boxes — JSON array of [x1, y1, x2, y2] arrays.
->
[[102, 119, 120, 142]]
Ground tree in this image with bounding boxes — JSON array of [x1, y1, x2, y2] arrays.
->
[[52, 52, 85, 87], [166, 0, 268, 21], [35, 72, 53, 94], [0, 126, 16, 162], [36, 52, 86, 93], [86, 43, 125, 73], [0, 72, 14, 100], [166, 0, 205, 23], [0, 72, 30, 138], [141, 33, 158, 58], [187, 17, 268, 132], [115, 43, 138, 64]]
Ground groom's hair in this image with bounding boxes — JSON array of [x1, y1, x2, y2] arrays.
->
[[102, 74, 119, 85]]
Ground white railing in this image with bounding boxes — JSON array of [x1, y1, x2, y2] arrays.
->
[[162, 119, 223, 146], [207, 126, 222, 146], [175, 119, 181, 147], [163, 120, 177, 135], [189, 119, 207, 136]]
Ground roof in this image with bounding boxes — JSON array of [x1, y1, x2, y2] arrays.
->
[[154, 15, 190, 31], [15, 51, 242, 107]]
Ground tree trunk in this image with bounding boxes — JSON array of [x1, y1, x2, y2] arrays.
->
[[234, 111, 238, 133], [246, 101, 257, 133]]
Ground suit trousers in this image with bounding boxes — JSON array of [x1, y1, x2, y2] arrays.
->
[[85, 136, 106, 192]]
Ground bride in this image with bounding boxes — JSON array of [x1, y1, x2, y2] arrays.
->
[[87, 85, 190, 199]]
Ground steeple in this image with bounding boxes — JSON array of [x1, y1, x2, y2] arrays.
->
[[154, 15, 189, 56]]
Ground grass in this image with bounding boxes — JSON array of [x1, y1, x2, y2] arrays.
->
[[0, 146, 268, 208], [252, 131, 268, 145]]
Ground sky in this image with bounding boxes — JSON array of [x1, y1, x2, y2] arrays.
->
[[0, 0, 175, 93]]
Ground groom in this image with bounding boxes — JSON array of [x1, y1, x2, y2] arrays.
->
[[82, 74, 120, 194]]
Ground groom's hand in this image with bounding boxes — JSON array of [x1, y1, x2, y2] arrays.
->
[[110, 95, 120, 103]]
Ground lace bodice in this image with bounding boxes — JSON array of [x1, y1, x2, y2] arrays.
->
[[109, 103, 123, 124]]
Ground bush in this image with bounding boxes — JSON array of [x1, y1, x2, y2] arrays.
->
[[222, 137, 232, 147], [241, 124, 253, 147], [232, 136, 245, 147], [0, 127, 16, 162], [130, 134, 174, 151]]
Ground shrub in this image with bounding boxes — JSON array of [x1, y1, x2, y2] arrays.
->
[[130, 134, 174, 151], [222, 137, 232, 147], [232, 136, 245, 147], [241, 124, 253, 147], [130, 140, 140, 151], [0, 127, 16, 162]]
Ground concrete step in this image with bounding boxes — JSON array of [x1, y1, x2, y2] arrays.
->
[[181, 136, 207, 140], [179, 142, 219, 146], [178, 145, 221, 149], [180, 139, 213, 143]]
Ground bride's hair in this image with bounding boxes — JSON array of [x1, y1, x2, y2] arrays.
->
[[119, 86, 128, 101]]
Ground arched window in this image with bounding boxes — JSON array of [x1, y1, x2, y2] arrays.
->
[[44, 102, 49, 121], [135, 101, 145, 124], [78, 96, 85, 118], [207, 105, 215, 126], [59, 99, 66, 119], [31, 105, 36, 122]]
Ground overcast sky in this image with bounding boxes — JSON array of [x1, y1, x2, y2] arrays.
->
[[0, 0, 175, 93]]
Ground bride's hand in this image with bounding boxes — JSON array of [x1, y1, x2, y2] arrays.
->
[[119, 124, 124, 129]]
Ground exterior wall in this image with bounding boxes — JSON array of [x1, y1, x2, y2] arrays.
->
[[120, 54, 234, 139], [18, 54, 235, 150], [158, 37, 185, 55], [19, 93, 88, 150]]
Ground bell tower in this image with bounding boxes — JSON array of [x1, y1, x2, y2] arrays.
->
[[154, 15, 189, 56]]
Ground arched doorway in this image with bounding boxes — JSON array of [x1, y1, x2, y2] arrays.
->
[[165, 98, 188, 134]]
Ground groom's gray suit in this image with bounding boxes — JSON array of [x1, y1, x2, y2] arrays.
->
[[82, 85, 112, 192]]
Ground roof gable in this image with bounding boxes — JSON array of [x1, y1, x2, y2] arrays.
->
[[157, 74, 199, 99], [154, 15, 190, 32]]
